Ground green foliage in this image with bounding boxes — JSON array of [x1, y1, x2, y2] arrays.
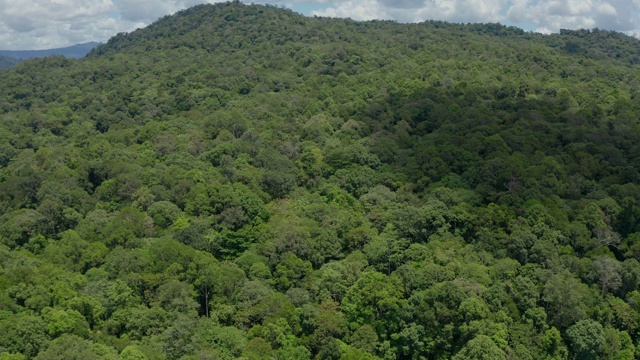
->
[[452, 335, 506, 360], [0, 313, 49, 358], [34, 334, 117, 360], [1, 2, 640, 359], [342, 271, 406, 338], [41, 307, 90, 337], [566, 320, 605, 360], [119, 346, 148, 360]]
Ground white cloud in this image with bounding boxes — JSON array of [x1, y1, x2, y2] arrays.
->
[[1, 0, 640, 50], [114, 0, 228, 22], [313, 0, 508, 23], [314, 0, 640, 35], [506, 0, 640, 33], [0, 0, 225, 49], [115, 0, 175, 22], [536, 26, 553, 34], [597, 2, 617, 17], [0, 0, 126, 49], [313, 0, 387, 21]]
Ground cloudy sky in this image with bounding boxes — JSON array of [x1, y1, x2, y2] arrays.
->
[[1, 0, 639, 50]]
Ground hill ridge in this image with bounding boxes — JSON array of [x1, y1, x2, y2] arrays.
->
[[87, 1, 640, 67]]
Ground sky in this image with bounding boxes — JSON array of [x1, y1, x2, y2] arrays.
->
[[1, 0, 640, 50]]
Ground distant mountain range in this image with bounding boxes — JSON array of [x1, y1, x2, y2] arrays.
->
[[0, 42, 99, 69]]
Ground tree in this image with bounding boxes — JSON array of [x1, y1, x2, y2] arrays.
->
[[565, 320, 605, 360], [189, 319, 247, 358], [162, 314, 197, 360], [271, 252, 313, 291], [0, 353, 26, 360], [108, 306, 169, 340], [0, 313, 49, 358], [341, 271, 406, 338], [543, 271, 590, 329], [452, 335, 506, 360], [34, 334, 117, 360], [187, 252, 219, 318], [41, 307, 90, 337], [241, 337, 274, 359], [155, 280, 199, 315], [146, 201, 182, 229], [539, 327, 568, 359], [0, 210, 46, 247], [119, 346, 148, 360], [592, 256, 622, 296], [349, 324, 379, 354]]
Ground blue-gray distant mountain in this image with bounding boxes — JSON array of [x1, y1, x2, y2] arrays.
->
[[0, 41, 99, 61]]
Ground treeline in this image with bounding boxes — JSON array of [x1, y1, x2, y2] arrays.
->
[[1, 2, 640, 359]]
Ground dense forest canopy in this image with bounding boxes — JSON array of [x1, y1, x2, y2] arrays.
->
[[2, 1, 640, 359]]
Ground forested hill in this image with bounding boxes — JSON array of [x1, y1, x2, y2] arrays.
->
[[0, 55, 18, 70], [2, 1, 640, 359]]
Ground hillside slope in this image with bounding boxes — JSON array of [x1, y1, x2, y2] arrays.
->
[[1, 2, 640, 359]]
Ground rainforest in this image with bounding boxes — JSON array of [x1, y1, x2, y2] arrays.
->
[[1, 1, 640, 359]]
